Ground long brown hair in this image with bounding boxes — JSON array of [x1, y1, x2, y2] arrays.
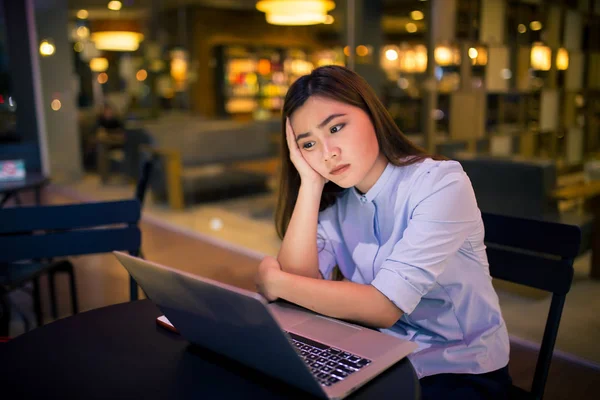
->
[[275, 65, 435, 240]]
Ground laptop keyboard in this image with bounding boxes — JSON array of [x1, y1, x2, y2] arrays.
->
[[287, 332, 372, 387]]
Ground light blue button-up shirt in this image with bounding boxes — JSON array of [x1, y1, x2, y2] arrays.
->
[[317, 159, 510, 378]]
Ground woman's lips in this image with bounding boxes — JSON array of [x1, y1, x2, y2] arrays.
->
[[330, 164, 350, 175]]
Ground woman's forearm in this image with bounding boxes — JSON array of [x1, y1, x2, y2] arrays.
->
[[277, 183, 324, 279], [271, 271, 403, 329]]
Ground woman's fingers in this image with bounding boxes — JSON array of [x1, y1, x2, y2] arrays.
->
[[284, 117, 324, 186], [285, 118, 299, 155], [286, 118, 304, 166]]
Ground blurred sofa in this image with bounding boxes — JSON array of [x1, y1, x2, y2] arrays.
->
[[141, 114, 279, 209]]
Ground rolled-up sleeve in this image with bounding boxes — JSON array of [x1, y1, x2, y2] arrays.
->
[[371, 164, 480, 314], [317, 220, 337, 280]]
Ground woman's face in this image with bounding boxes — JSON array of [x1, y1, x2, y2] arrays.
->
[[290, 96, 387, 193]]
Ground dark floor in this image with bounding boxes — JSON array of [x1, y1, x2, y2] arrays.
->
[[3, 187, 599, 399]]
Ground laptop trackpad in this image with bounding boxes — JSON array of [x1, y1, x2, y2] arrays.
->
[[291, 315, 361, 344]]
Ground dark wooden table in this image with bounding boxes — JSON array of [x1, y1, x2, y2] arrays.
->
[[0, 173, 49, 207], [0, 300, 420, 399]]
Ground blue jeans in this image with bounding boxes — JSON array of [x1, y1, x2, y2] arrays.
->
[[419, 365, 512, 400]]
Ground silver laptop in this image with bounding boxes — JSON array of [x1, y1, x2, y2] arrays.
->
[[114, 252, 417, 399]]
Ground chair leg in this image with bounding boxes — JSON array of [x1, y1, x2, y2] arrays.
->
[[0, 293, 10, 337], [130, 276, 138, 301], [48, 271, 59, 320], [15, 307, 31, 332], [66, 263, 79, 315], [32, 277, 43, 328]]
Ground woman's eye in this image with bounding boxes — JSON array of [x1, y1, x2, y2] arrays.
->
[[302, 142, 315, 150], [330, 123, 344, 134]]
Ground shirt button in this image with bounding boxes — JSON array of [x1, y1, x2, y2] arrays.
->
[[360, 196, 367, 204]]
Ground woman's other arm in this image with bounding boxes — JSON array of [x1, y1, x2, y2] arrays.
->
[[277, 182, 324, 279], [276, 118, 329, 279], [258, 256, 402, 329]]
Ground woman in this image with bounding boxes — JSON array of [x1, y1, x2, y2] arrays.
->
[[255, 65, 511, 399]]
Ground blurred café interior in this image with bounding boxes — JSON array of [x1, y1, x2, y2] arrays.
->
[[1, 0, 599, 396]]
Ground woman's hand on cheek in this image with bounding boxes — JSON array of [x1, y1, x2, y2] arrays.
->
[[255, 256, 284, 302], [286, 118, 327, 188]]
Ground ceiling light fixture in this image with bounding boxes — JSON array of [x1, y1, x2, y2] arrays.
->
[[108, 1, 122, 11], [256, 0, 336, 26], [530, 21, 542, 31], [91, 31, 144, 51], [410, 11, 424, 21]]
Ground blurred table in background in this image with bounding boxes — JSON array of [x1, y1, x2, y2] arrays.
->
[[553, 180, 600, 280], [0, 173, 49, 207], [95, 130, 126, 184]]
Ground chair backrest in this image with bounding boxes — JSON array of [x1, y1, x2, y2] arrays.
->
[[135, 157, 154, 206], [481, 212, 581, 400], [0, 200, 141, 300], [458, 155, 558, 219]]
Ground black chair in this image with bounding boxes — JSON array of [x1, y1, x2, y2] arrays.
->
[[482, 212, 582, 400], [0, 199, 142, 336], [458, 155, 594, 256], [44, 157, 154, 320]]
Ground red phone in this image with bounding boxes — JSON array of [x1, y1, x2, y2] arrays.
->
[[156, 315, 179, 334]]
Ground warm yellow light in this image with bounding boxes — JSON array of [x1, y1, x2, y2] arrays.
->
[[98, 72, 108, 84], [398, 45, 428, 73], [531, 43, 551, 71], [91, 31, 144, 51], [406, 22, 417, 33], [556, 48, 569, 70], [76, 26, 90, 39], [410, 10, 424, 21], [39, 40, 55, 56], [343, 46, 350, 56], [414, 46, 428, 72], [385, 49, 398, 61], [257, 59, 271, 75], [77, 9, 89, 19], [434, 46, 453, 66], [50, 99, 61, 111], [356, 45, 369, 57], [401, 55, 416, 72], [171, 58, 188, 81], [517, 24, 527, 33], [90, 57, 109, 72], [245, 72, 258, 85], [530, 21, 542, 31], [136, 69, 148, 81], [471, 47, 487, 65], [381, 46, 400, 69], [324, 15, 334, 24], [107, 1, 122, 11], [256, 0, 336, 26], [74, 42, 84, 52]]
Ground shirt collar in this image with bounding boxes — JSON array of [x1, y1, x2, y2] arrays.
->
[[352, 162, 396, 204]]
